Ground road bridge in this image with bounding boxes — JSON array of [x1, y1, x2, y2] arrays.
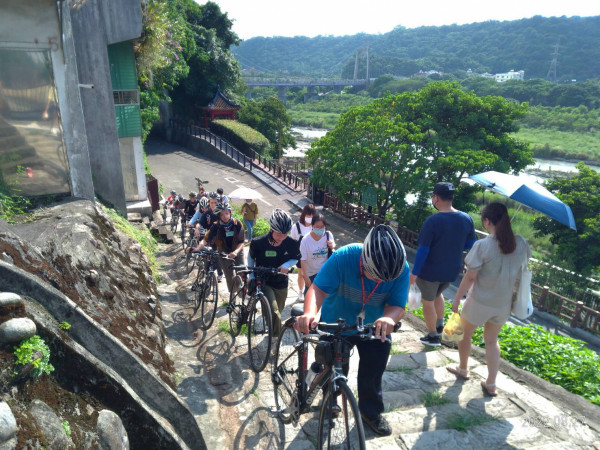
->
[[243, 78, 368, 103]]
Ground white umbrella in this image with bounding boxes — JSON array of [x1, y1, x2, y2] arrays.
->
[[228, 186, 263, 200]]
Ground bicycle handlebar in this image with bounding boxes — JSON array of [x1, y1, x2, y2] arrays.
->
[[232, 265, 292, 276]]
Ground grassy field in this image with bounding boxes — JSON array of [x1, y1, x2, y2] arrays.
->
[[513, 128, 599, 161]]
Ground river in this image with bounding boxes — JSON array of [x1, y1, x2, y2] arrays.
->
[[286, 127, 599, 178]]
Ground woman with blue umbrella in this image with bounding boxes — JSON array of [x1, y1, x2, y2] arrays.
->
[[447, 202, 531, 397]]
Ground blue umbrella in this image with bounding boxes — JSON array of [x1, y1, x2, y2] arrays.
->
[[469, 171, 576, 231]]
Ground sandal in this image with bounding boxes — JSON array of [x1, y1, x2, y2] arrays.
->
[[446, 366, 470, 380], [481, 381, 498, 397]]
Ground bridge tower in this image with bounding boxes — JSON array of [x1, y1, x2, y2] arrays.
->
[[547, 43, 559, 82], [353, 43, 370, 86]]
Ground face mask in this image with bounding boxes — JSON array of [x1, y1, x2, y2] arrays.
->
[[246, 200, 252, 204], [313, 228, 325, 236], [304, 216, 313, 225]]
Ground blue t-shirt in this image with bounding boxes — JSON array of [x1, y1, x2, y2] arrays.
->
[[314, 244, 409, 325], [416, 211, 476, 282]]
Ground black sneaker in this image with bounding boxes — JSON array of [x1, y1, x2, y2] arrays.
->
[[419, 334, 441, 347], [437, 325, 444, 335], [361, 413, 392, 436]]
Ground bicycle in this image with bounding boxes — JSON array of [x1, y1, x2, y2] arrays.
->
[[228, 265, 284, 373], [195, 177, 209, 192], [169, 207, 180, 233], [271, 307, 400, 449], [183, 230, 199, 274], [190, 249, 221, 330]]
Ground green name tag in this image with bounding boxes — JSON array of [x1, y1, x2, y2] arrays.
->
[[225, 231, 234, 237], [265, 250, 277, 257]]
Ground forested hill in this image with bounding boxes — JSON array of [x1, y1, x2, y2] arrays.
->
[[232, 15, 600, 81]]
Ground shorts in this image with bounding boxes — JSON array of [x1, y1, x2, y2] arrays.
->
[[415, 278, 449, 301], [461, 296, 511, 326]]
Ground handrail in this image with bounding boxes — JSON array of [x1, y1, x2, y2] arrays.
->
[[169, 119, 309, 192]]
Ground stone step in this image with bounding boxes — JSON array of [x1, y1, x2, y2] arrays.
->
[[127, 212, 143, 222]]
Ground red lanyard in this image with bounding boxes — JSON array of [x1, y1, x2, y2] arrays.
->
[[360, 258, 380, 310]]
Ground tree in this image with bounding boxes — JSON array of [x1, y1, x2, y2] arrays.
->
[[307, 82, 533, 219], [406, 81, 532, 211], [237, 97, 296, 159], [307, 95, 427, 218], [533, 163, 600, 276]]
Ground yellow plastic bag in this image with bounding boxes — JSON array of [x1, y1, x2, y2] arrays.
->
[[442, 313, 464, 342]]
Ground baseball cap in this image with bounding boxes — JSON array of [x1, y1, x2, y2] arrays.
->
[[433, 182, 455, 196]]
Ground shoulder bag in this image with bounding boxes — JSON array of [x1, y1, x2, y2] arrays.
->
[[511, 260, 534, 320]]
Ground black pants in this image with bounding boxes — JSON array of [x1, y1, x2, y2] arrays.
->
[[342, 336, 391, 419]]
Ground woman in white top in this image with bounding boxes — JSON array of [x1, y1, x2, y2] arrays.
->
[[447, 202, 530, 397], [300, 214, 335, 288], [291, 203, 317, 301]]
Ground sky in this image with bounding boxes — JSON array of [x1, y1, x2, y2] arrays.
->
[[204, 0, 600, 40]]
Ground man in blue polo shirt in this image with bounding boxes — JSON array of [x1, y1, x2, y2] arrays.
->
[[410, 182, 476, 346], [296, 225, 409, 437]]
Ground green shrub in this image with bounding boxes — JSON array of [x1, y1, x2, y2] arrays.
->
[[210, 120, 270, 157], [472, 324, 600, 406], [13, 335, 54, 377], [230, 202, 270, 238]]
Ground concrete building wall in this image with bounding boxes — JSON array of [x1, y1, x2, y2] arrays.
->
[[0, 0, 94, 200], [70, 0, 142, 214]]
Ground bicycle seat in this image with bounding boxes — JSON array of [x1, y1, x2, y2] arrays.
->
[[291, 306, 304, 317]]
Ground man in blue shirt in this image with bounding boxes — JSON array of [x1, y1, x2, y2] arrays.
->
[[410, 182, 476, 346], [296, 225, 408, 437]]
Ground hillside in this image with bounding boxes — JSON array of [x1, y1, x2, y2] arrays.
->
[[233, 15, 600, 81]]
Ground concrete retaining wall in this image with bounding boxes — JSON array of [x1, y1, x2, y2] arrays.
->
[[0, 261, 206, 450]]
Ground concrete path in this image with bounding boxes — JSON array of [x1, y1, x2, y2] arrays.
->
[[148, 138, 600, 449]]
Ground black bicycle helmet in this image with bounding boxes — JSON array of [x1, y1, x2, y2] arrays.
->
[[199, 197, 209, 209], [269, 209, 292, 234], [170, 190, 176, 195], [188, 191, 197, 198], [217, 187, 224, 195], [214, 202, 232, 215], [177, 194, 184, 202], [361, 225, 406, 282], [208, 191, 220, 200]]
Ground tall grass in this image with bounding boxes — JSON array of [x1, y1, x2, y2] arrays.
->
[[514, 128, 600, 162]]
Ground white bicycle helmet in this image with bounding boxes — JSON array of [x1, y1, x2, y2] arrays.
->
[[269, 209, 292, 234], [361, 225, 406, 281], [199, 197, 209, 209], [214, 202, 232, 215]]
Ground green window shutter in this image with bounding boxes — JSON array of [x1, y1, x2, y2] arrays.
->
[[107, 41, 137, 90], [108, 41, 141, 137], [115, 105, 141, 138]]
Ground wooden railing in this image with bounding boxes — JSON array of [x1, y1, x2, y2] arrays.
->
[[322, 192, 385, 228], [169, 119, 309, 192], [532, 284, 600, 335]]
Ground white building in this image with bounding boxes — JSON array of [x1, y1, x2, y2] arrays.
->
[[494, 70, 525, 82]]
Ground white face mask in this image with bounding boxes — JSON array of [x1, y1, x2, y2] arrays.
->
[[246, 200, 252, 204], [304, 216, 313, 225]]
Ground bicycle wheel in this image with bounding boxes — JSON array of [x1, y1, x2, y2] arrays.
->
[[181, 224, 187, 248], [318, 380, 365, 450], [228, 275, 246, 337], [170, 215, 177, 233], [199, 272, 218, 330], [185, 238, 198, 274], [247, 294, 273, 372], [193, 268, 206, 312], [273, 326, 300, 424]]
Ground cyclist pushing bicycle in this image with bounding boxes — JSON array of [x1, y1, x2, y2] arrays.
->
[[295, 224, 409, 437]]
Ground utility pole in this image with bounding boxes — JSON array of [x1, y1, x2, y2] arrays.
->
[[547, 43, 559, 82]]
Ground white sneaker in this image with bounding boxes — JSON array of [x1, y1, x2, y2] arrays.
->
[[297, 292, 304, 303]]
